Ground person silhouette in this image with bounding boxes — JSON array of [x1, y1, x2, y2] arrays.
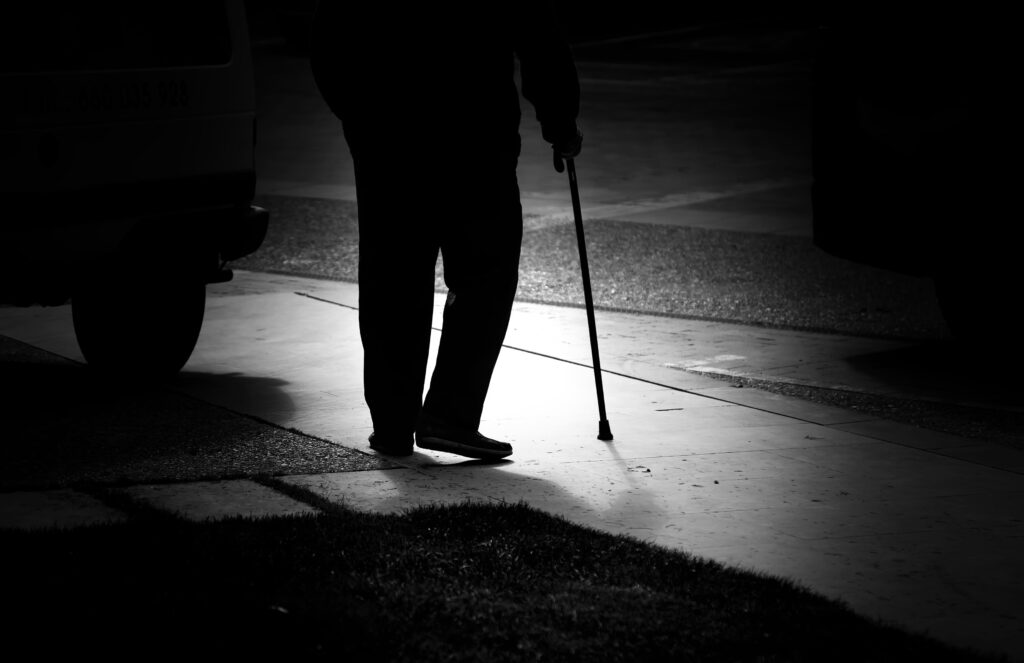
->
[[310, 2, 582, 459]]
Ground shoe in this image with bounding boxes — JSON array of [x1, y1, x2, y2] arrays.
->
[[368, 432, 414, 457], [416, 424, 513, 460]]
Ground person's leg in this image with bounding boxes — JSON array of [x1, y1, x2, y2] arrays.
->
[[354, 160, 439, 452], [421, 163, 523, 437]]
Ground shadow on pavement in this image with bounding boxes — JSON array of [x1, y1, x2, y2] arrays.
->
[[175, 368, 300, 422], [0, 335, 395, 492], [845, 341, 1024, 411]]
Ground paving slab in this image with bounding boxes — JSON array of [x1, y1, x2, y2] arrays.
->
[[121, 479, 320, 522], [0, 489, 127, 530]]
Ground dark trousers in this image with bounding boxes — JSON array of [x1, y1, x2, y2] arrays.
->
[[353, 152, 523, 437]]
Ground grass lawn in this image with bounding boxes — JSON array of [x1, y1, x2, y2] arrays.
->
[[0, 499, 1004, 662]]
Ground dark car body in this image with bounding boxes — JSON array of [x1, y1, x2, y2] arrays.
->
[[1, 1, 267, 376]]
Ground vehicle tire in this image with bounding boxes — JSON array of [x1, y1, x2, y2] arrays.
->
[[72, 271, 206, 381]]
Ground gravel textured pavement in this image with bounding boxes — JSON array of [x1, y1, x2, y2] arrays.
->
[[239, 193, 949, 341]]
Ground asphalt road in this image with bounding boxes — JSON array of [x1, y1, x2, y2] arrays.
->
[[238, 193, 950, 341], [249, 21, 949, 341]]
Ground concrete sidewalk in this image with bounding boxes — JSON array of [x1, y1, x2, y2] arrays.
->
[[1, 269, 1021, 661]]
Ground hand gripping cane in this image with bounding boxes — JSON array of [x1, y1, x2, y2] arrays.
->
[[566, 159, 613, 441]]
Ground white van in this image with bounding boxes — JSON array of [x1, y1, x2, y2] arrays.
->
[[0, 1, 267, 378]]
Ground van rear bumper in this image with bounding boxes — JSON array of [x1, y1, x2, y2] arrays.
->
[[221, 204, 269, 263], [0, 199, 269, 306]]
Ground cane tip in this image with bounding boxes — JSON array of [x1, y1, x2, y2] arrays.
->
[[598, 420, 613, 441]]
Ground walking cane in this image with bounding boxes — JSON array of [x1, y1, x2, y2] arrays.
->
[[566, 158, 613, 441]]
